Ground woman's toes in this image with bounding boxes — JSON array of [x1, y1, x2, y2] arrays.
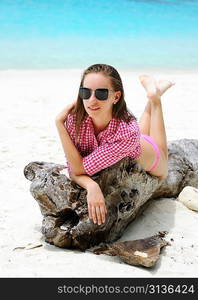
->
[[139, 74, 159, 99], [139, 74, 149, 82], [157, 80, 175, 96]]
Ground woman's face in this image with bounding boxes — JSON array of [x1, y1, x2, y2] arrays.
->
[[82, 72, 120, 118]]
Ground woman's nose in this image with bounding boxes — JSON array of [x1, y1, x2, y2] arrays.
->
[[89, 91, 97, 102]]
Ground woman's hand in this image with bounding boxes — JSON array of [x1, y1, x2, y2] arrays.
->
[[55, 101, 77, 124], [87, 184, 108, 225]]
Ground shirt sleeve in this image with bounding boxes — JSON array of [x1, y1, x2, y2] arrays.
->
[[82, 125, 142, 176], [65, 113, 76, 139]]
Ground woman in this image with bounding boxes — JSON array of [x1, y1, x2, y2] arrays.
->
[[55, 64, 174, 226]]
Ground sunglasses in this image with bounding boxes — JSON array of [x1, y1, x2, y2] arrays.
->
[[79, 87, 114, 101]]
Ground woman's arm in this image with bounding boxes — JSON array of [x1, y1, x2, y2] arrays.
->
[[55, 103, 86, 175], [55, 103, 107, 224], [55, 121, 86, 175], [69, 172, 107, 225]]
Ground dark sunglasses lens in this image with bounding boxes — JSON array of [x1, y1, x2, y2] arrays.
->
[[95, 89, 108, 100], [79, 88, 91, 99]]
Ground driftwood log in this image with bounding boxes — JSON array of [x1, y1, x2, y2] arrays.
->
[[24, 139, 198, 251], [93, 232, 170, 267]]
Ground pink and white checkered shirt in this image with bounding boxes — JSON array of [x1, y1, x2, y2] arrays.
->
[[65, 113, 142, 176]]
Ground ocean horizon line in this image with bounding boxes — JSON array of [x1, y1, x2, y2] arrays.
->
[[1, 67, 198, 73]]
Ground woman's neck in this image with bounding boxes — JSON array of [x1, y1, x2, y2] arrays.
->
[[92, 114, 112, 135]]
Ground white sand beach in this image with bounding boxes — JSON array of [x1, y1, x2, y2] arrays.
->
[[0, 69, 198, 277]]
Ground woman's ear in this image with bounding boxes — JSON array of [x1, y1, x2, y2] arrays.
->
[[115, 91, 121, 102]]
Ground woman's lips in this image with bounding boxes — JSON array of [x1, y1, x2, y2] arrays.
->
[[88, 107, 100, 111]]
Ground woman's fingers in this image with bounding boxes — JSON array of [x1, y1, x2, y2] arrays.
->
[[88, 204, 92, 221], [55, 101, 77, 123], [67, 101, 77, 111], [105, 205, 108, 215], [96, 206, 104, 225], [90, 204, 107, 225], [87, 188, 108, 225], [91, 206, 97, 224], [100, 205, 106, 224]]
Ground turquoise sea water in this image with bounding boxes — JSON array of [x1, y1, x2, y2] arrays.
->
[[0, 0, 198, 69]]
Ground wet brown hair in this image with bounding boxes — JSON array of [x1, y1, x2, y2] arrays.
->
[[69, 63, 136, 142]]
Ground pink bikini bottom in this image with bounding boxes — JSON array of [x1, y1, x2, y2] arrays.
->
[[140, 134, 161, 171]]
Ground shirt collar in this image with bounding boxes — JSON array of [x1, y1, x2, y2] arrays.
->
[[84, 115, 118, 134], [84, 115, 92, 124]]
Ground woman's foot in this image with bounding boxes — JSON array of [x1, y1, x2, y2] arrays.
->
[[139, 75, 160, 102], [139, 75, 175, 102], [157, 80, 175, 96]]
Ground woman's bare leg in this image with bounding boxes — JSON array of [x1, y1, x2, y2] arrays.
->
[[138, 79, 174, 138], [138, 101, 151, 135], [139, 75, 174, 160], [136, 75, 175, 179]]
